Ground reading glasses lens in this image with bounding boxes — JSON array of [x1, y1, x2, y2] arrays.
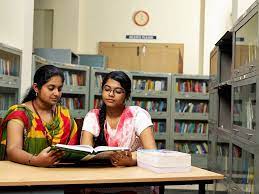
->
[[103, 86, 125, 94]]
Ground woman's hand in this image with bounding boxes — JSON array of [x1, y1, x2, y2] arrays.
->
[[110, 151, 136, 167], [32, 147, 64, 167]]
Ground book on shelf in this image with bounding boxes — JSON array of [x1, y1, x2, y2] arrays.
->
[[51, 144, 129, 162], [137, 149, 191, 173]]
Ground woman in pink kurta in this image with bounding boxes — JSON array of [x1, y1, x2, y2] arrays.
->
[[81, 71, 156, 166], [82, 105, 153, 151], [81, 71, 158, 193]]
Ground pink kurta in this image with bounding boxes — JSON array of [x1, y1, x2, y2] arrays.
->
[[82, 106, 153, 150]]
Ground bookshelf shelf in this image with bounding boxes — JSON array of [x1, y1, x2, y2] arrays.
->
[[172, 74, 209, 169], [174, 133, 208, 141], [174, 113, 208, 120], [32, 55, 90, 119], [0, 43, 22, 118]]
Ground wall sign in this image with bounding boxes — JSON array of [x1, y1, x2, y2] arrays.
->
[[126, 35, 157, 40]]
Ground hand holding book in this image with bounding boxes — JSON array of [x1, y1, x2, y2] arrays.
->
[[51, 144, 130, 163], [110, 151, 136, 166]]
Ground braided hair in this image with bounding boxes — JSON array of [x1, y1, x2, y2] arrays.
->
[[94, 71, 131, 146]]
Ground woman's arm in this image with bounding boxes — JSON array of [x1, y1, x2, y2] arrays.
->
[[80, 131, 94, 146], [6, 119, 63, 167], [139, 126, 157, 149]]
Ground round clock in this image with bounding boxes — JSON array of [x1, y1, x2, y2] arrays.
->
[[133, 10, 149, 26]]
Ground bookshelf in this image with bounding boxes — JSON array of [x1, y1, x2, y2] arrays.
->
[[79, 54, 107, 68], [171, 74, 209, 169], [34, 48, 79, 65], [32, 55, 90, 119], [131, 71, 171, 149], [230, 2, 259, 193], [0, 43, 22, 118], [209, 2, 259, 193]]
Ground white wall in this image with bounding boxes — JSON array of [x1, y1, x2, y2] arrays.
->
[[0, 0, 34, 99], [237, 0, 256, 19], [203, 0, 257, 75], [0, 0, 24, 49], [34, 0, 80, 52], [203, 0, 233, 75], [78, 0, 201, 74]]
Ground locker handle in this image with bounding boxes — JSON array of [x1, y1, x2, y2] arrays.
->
[[246, 133, 253, 138], [137, 46, 139, 56]]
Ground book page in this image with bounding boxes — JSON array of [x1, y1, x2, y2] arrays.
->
[[94, 146, 129, 153], [55, 144, 94, 153]]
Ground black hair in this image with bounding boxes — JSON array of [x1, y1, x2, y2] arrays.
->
[[22, 65, 64, 103], [95, 71, 131, 146]]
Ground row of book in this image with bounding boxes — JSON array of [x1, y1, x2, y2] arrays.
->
[[132, 100, 167, 112], [156, 141, 166, 149], [175, 100, 208, 113], [0, 94, 15, 110], [153, 120, 166, 133], [176, 80, 207, 93], [60, 97, 84, 109], [216, 144, 229, 157], [233, 145, 242, 158], [175, 121, 208, 134], [133, 79, 167, 91], [174, 142, 208, 155], [0, 58, 19, 76], [95, 74, 105, 89], [63, 71, 85, 86], [242, 155, 254, 193]]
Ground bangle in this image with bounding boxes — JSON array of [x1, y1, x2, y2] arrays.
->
[[28, 154, 35, 165]]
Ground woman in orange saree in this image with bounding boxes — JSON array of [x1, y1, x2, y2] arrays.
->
[[0, 65, 78, 167]]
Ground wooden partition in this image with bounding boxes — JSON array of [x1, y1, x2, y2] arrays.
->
[[99, 42, 184, 73]]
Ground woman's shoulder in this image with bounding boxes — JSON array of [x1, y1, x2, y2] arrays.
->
[[7, 104, 30, 112], [127, 106, 148, 114], [2, 104, 32, 124], [124, 106, 150, 118], [84, 109, 100, 118]]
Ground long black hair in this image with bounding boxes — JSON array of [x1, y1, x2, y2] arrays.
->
[[22, 65, 64, 103], [95, 71, 131, 146]]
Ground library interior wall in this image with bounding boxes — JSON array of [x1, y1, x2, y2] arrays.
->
[[0, 0, 257, 98], [34, 0, 79, 52], [203, 0, 233, 75], [0, 0, 34, 99], [78, 0, 201, 75]]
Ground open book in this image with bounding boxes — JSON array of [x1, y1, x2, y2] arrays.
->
[[51, 144, 129, 162]]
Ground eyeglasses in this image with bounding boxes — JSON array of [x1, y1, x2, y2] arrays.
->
[[103, 85, 125, 95]]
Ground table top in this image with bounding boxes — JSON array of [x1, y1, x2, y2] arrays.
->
[[0, 161, 224, 186]]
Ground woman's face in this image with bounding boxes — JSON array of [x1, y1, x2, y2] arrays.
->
[[102, 78, 126, 108], [37, 75, 63, 106]]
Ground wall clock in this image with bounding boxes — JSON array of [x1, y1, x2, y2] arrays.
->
[[133, 10, 149, 26]]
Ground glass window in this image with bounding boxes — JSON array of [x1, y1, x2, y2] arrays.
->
[[234, 13, 258, 68], [233, 83, 256, 130]]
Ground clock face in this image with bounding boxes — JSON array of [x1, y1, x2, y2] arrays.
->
[[133, 11, 149, 26]]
